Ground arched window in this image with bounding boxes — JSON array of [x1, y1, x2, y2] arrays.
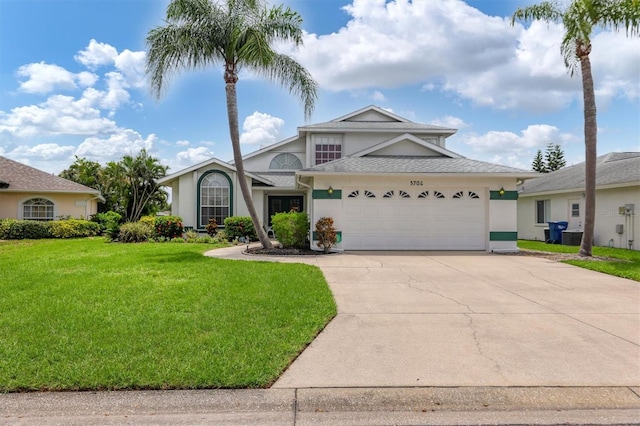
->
[[199, 171, 231, 228], [269, 153, 303, 170], [22, 198, 54, 220]]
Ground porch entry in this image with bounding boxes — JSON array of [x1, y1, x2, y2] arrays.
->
[[268, 195, 304, 225], [568, 198, 583, 230]]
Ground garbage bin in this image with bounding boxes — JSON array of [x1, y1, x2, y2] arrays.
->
[[547, 221, 569, 244], [562, 230, 583, 246], [544, 228, 550, 243]]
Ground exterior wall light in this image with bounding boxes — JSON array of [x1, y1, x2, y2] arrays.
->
[[327, 186, 334, 195], [498, 187, 505, 197]]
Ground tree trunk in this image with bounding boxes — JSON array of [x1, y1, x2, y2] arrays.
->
[[579, 51, 596, 257], [224, 79, 273, 249]]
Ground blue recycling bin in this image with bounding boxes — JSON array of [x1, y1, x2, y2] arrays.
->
[[547, 221, 569, 244]]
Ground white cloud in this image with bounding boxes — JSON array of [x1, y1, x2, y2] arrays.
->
[[9, 143, 76, 161], [17, 62, 97, 94], [99, 72, 131, 112], [240, 111, 285, 145], [0, 94, 118, 138], [371, 90, 386, 102], [176, 140, 190, 147], [114, 49, 147, 89], [431, 115, 469, 129], [286, 0, 637, 113], [456, 124, 578, 169], [75, 129, 156, 161], [164, 146, 215, 173], [75, 39, 118, 70]]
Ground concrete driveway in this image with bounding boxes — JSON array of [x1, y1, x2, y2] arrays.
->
[[264, 251, 640, 389]]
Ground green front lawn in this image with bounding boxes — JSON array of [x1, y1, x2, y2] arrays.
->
[[518, 240, 640, 281], [0, 238, 336, 392]]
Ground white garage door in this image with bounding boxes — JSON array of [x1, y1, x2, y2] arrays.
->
[[342, 187, 486, 250]]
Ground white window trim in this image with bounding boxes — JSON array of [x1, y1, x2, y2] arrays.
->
[[535, 199, 550, 226], [19, 196, 56, 221]]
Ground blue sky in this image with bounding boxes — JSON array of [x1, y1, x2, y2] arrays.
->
[[1, 0, 638, 175]]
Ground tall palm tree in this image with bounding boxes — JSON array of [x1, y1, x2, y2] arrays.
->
[[146, 0, 318, 249], [512, 0, 639, 256]]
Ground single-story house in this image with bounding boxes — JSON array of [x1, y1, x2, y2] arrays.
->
[[160, 105, 536, 251], [518, 152, 640, 250], [0, 156, 103, 220]]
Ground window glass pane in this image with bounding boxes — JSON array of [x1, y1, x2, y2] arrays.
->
[[200, 173, 230, 227]]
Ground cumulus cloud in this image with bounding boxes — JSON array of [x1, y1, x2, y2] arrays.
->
[[285, 0, 637, 112], [114, 49, 147, 89], [431, 116, 469, 129], [176, 140, 190, 147], [75, 39, 118, 69], [17, 62, 97, 94], [9, 143, 76, 161], [75, 129, 157, 160], [371, 90, 386, 102], [240, 111, 285, 145], [163, 146, 216, 173], [0, 94, 118, 138], [454, 124, 578, 168]]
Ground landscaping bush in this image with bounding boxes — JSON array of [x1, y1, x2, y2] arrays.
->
[[91, 211, 123, 231], [48, 219, 101, 238], [271, 211, 309, 248], [205, 218, 218, 236], [315, 217, 338, 253], [0, 219, 52, 240], [223, 216, 257, 241], [118, 222, 154, 243], [184, 230, 199, 243], [154, 216, 183, 239], [139, 215, 156, 229]]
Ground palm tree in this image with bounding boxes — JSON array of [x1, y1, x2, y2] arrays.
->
[[146, 0, 318, 249], [512, 0, 639, 256]]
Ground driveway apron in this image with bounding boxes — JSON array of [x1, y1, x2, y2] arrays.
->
[[268, 251, 640, 388]]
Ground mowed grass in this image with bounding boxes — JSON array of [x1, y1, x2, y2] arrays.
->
[[518, 240, 640, 281], [0, 238, 336, 392]]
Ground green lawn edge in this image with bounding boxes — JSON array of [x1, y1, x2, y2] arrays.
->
[[0, 238, 337, 392], [518, 240, 640, 281]]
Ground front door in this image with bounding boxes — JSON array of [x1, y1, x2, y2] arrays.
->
[[568, 198, 583, 230], [268, 195, 304, 225]]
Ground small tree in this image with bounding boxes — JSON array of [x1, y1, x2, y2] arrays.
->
[[315, 217, 337, 254], [532, 149, 547, 172], [205, 218, 218, 237], [546, 143, 567, 172], [271, 211, 309, 248]]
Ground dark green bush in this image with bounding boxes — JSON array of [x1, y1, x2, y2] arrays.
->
[[205, 218, 218, 236], [0, 219, 52, 240], [91, 211, 123, 231], [271, 211, 309, 248], [49, 219, 101, 238], [223, 216, 256, 241], [118, 222, 154, 243]]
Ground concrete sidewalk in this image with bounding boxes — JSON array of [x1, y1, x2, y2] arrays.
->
[[2, 387, 640, 425]]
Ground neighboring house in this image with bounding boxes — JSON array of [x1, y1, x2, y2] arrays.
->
[[518, 152, 640, 250], [0, 156, 103, 220], [160, 105, 536, 251]]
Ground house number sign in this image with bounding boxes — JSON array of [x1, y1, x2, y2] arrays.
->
[[410, 180, 424, 186]]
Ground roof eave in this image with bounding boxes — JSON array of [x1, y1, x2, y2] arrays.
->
[[519, 180, 640, 197], [296, 170, 535, 178]]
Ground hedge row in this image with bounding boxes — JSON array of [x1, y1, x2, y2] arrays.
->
[[0, 218, 101, 240]]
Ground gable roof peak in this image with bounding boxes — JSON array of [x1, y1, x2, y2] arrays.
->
[[331, 105, 410, 123]]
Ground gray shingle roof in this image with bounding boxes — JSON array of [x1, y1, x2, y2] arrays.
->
[[0, 156, 101, 194], [300, 121, 455, 132], [252, 172, 296, 188], [519, 152, 640, 195], [301, 156, 532, 175]]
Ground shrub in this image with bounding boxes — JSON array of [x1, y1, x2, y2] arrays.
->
[[91, 211, 123, 231], [154, 216, 183, 239], [271, 211, 309, 248], [49, 219, 101, 238], [118, 222, 154, 243], [223, 216, 256, 241], [0, 219, 52, 240], [315, 217, 338, 253], [184, 230, 199, 243], [205, 218, 218, 236], [139, 215, 156, 228], [104, 222, 121, 242]]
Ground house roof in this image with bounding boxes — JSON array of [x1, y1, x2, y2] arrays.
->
[[299, 121, 456, 134], [158, 156, 274, 186], [0, 156, 102, 196], [351, 133, 462, 159], [519, 152, 640, 195], [252, 172, 297, 188], [299, 156, 534, 177]]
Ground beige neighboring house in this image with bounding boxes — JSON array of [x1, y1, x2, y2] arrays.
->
[[160, 105, 536, 252], [518, 152, 640, 250], [0, 156, 103, 220]]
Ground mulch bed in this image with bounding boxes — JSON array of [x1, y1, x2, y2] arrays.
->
[[245, 246, 329, 256]]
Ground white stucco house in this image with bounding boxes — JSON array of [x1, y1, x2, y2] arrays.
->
[[518, 152, 640, 250], [160, 105, 536, 251]]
